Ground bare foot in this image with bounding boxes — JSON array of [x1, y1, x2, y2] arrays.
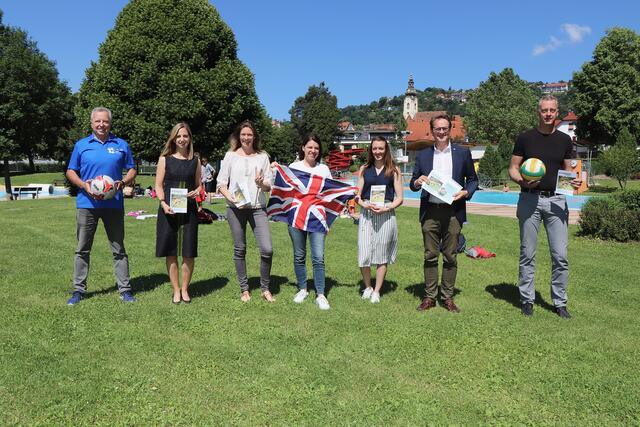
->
[[262, 291, 276, 303], [240, 291, 251, 302], [181, 289, 191, 303]]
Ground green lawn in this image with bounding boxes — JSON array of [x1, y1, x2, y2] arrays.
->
[[1, 196, 639, 425]]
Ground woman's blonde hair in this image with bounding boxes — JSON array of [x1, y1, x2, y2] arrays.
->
[[160, 122, 194, 158]]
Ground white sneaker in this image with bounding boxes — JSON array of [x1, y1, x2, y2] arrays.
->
[[361, 287, 373, 300], [293, 289, 309, 304], [370, 291, 380, 304], [316, 295, 330, 310]]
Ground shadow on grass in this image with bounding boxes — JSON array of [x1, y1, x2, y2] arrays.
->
[[586, 186, 617, 194], [485, 282, 555, 312], [355, 279, 399, 297], [404, 283, 462, 300], [85, 273, 167, 298], [189, 276, 229, 298], [247, 275, 288, 295]]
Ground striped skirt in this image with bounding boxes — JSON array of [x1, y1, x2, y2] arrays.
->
[[357, 207, 398, 267]]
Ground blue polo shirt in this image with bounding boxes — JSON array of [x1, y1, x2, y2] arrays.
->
[[68, 133, 135, 209]]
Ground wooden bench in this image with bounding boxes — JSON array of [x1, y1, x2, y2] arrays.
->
[[12, 186, 41, 199]]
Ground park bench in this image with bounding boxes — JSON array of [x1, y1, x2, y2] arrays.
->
[[12, 186, 41, 199]]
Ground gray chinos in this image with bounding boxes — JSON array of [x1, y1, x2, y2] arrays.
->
[[516, 193, 569, 307], [73, 208, 131, 294]]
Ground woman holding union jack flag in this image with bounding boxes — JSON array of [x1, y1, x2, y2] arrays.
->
[[356, 136, 404, 304], [283, 135, 334, 310], [216, 121, 275, 303]]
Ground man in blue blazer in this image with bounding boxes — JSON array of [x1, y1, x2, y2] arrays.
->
[[409, 114, 478, 313]]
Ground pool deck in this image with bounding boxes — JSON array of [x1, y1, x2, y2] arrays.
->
[[402, 199, 581, 225]]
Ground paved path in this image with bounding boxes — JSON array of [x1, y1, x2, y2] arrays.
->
[[402, 199, 581, 225]]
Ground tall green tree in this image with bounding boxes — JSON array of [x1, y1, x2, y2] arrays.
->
[[0, 10, 74, 195], [478, 145, 503, 185], [75, 0, 268, 162], [464, 68, 537, 145], [599, 127, 639, 189], [263, 122, 299, 164], [572, 28, 640, 145], [289, 82, 341, 153], [497, 134, 513, 168]]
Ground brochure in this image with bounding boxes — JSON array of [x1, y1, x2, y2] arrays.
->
[[421, 170, 463, 205], [369, 185, 386, 207], [232, 180, 251, 208], [555, 170, 576, 196], [169, 188, 188, 213]]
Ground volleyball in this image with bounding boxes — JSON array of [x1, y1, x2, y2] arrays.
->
[[520, 158, 546, 181], [90, 175, 116, 200]]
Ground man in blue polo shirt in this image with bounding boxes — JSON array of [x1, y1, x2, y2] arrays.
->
[[66, 107, 137, 305]]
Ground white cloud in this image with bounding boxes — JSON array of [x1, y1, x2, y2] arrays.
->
[[532, 23, 591, 56], [532, 36, 562, 56], [561, 24, 592, 43]]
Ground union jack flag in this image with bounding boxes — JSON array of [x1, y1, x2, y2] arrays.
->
[[267, 164, 357, 233]]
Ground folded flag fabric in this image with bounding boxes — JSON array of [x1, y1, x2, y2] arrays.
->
[[267, 164, 357, 233]]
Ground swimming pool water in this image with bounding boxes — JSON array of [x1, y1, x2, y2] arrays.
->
[[403, 189, 589, 210]]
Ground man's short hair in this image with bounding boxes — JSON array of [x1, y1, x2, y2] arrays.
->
[[429, 113, 452, 131], [91, 107, 112, 121], [538, 95, 558, 110]]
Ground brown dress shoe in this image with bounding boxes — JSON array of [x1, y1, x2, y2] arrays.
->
[[417, 297, 436, 311], [442, 298, 461, 313]]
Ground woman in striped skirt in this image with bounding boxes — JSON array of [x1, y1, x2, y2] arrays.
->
[[356, 136, 403, 303]]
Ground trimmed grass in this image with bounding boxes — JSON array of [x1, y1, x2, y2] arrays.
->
[[1, 196, 639, 425]]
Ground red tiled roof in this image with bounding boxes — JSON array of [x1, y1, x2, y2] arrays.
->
[[338, 121, 351, 131], [404, 112, 465, 147], [369, 123, 396, 131], [562, 111, 577, 121]]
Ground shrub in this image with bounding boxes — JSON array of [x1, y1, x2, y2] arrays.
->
[[579, 190, 640, 242], [614, 189, 640, 211]]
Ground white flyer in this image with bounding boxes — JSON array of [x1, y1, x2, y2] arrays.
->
[[555, 170, 576, 196], [421, 170, 463, 205], [169, 188, 188, 213]]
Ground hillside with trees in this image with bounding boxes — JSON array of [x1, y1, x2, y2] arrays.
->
[[339, 87, 470, 126]]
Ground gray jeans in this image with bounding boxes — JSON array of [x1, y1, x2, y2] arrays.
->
[[516, 193, 569, 307], [73, 208, 131, 294], [226, 207, 273, 292]]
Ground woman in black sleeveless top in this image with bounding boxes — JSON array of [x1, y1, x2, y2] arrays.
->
[[356, 136, 403, 303], [155, 122, 201, 304]]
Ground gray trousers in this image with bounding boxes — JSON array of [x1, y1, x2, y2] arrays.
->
[[226, 207, 273, 292], [516, 193, 569, 307], [73, 208, 131, 294]]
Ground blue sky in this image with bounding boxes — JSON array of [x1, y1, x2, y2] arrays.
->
[[2, 0, 639, 120]]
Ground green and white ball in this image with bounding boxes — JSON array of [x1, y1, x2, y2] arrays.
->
[[520, 158, 546, 181]]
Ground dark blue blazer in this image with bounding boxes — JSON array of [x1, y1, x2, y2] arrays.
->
[[409, 143, 479, 225]]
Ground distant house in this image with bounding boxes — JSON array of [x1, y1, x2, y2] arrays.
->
[[336, 123, 398, 150], [540, 82, 570, 94], [338, 121, 354, 132], [557, 111, 578, 142], [271, 119, 282, 128]]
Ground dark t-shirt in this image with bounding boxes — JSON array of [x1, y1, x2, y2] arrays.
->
[[513, 128, 573, 191]]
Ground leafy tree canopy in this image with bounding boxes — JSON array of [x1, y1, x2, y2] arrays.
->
[[600, 127, 640, 189], [572, 27, 640, 145], [75, 0, 268, 162], [0, 9, 73, 195], [464, 68, 537, 145], [289, 82, 340, 153]]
